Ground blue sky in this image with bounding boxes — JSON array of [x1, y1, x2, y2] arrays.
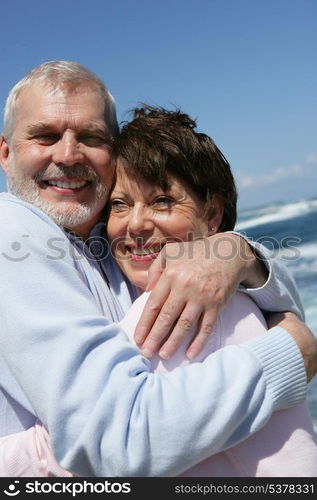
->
[[0, 0, 316, 210]]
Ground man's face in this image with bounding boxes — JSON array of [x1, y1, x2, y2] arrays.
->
[[0, 82, 115, 236]]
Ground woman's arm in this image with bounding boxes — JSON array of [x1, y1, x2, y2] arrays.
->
[[0, 421, 74, 477]]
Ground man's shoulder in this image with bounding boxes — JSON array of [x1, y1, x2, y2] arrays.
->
[[0, 192, 54, 222], [0, 192, 43, 214], [0, 192, 65, 236]]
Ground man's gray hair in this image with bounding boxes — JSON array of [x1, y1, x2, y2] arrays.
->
[[2, 60, 119, 140]]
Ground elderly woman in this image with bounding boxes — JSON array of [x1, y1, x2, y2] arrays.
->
[[1, 107, 317, 477], [105, 107, 317, 476]]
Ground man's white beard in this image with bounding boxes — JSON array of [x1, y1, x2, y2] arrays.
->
[[7, 161, 108, 230]]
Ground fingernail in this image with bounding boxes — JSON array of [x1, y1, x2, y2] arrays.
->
[[141, 347, 152, 358], [186, 351, 195, 360], [134, 335, 142, 345], [159, 350, 170, 360]]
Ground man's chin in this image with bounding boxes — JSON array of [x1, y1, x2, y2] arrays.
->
[[32, 198, 96, 229], [8, 180, 106, 230]]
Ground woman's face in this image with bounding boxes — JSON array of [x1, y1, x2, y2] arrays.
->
[[107, 163, 221, 289]]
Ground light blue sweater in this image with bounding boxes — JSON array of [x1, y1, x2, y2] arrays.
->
[[0, 193, 307, 477]]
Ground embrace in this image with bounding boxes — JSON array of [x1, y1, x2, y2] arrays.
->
[[0, 61, 316, 477]]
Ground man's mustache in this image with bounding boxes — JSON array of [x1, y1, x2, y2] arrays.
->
[[35, 165, 99, 182]]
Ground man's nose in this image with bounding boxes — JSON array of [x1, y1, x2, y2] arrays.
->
[[52, 133, 84, 166], [128, 205, 154, 235]]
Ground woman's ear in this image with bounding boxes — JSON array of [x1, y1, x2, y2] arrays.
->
[[207, 195, 224, 235]]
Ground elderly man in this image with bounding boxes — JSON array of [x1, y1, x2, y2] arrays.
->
[[0, 60, 315, 477]]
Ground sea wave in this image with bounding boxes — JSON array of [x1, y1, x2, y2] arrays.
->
[[275, 242, 317, 268], [239, 198, 317, 432], [294, 242, 317, 259], [236, 198, 317, 231]]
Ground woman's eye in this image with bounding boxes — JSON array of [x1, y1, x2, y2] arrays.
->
[[153, 196, 173, 208], [110, 199, 128, 211]]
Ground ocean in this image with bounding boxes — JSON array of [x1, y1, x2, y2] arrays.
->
[[236, 197, 317, 434]]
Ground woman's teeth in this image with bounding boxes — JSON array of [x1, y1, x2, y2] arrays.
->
[[129, 247, 160, 255]]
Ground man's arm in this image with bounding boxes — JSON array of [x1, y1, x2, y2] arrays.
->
[[0, 200, 309, 477], [1, 308, 315, 478], [134, 233, 304, 359], [236, 232, 304, 319], [266, 311, 317, 383]]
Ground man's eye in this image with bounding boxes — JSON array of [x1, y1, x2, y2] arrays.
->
[[80, 135, 107, 146], [34, 135, 59, 144]]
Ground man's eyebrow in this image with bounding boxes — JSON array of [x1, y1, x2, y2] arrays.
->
[[26, 122, 53, 134], [79, 125, 109, 136], [26, 123, 109, 137]]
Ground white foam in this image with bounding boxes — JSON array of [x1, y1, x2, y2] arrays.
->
[[260, 242, 317, 271], [296, 242, 317, 259], [236, 198, 317, 231]]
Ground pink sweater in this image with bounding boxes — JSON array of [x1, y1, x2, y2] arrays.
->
[[1, 292, 317, 477]]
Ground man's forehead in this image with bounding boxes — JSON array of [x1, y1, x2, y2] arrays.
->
[[14, 81, 105, 118], [14, 81, 108, 129], [18, 79, 99, 99]]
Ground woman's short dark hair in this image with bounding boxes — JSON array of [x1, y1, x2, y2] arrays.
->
[[111, 105, 237, 231]]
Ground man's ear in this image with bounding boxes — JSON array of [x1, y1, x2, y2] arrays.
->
[[0, 136, 10, 174], [207, 195, 224, 235]]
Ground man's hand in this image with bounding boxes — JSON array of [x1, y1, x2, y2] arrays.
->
[[134, 233, 268, 360], [266, 311, 317, 383]]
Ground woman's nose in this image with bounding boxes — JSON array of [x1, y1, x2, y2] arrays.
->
[[128, 205, 154, 235]]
